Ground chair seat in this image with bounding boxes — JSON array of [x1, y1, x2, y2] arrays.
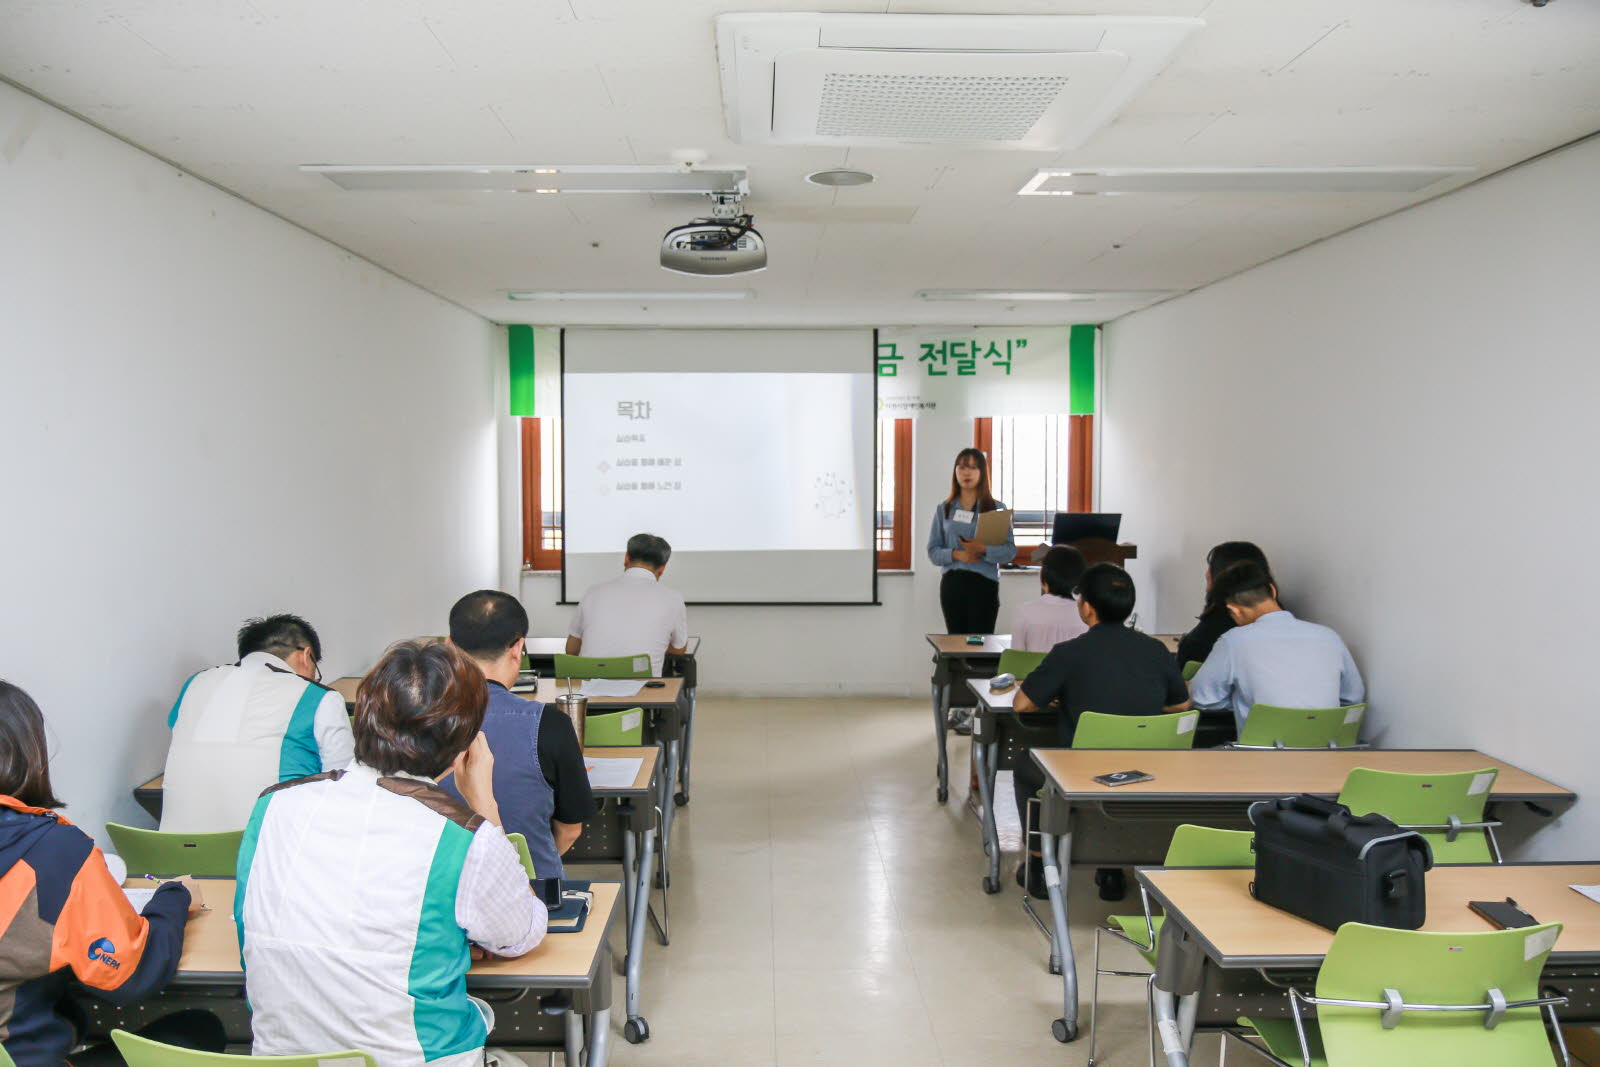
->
[[1238, 1016, 1328, 1067], [1108, 914, 1164, 965]]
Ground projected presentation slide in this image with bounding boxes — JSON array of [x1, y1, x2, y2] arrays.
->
[[564, 372, 869, 555]]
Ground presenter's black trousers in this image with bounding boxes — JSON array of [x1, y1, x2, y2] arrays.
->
[[940, 569, 1000, 634]]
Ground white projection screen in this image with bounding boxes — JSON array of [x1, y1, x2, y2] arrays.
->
[[561, 329, 877, 604]]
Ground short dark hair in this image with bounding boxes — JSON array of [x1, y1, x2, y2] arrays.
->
[[353, 641, 487, 779], [626, 533, 671, 569], [237, 614, 321, 663], [0, 681, 64, 809], [448, 590, 529, 660], [1040, 546, 1087, 598], [1204, 542, 1272, 614], [1206, 541, 1270, 579], [1078, 563, 1136, 625], [1212, 561, 1277, 610]]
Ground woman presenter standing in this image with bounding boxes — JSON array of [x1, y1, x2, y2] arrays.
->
[[927, 447, 1017, 634]]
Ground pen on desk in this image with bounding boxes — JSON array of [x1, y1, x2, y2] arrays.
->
[[144, 874, 168, 885]]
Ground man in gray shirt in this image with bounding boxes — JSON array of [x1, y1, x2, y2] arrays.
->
[[1189, 562, 1364, 731]]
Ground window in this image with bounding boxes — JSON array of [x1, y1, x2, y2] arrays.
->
[[521, 415, 913, 571], [876, 419, 913, 570], [521, 417, 563, 570], [974, 413, 1094, 548]]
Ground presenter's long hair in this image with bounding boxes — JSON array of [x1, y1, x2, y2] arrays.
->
[[944, 447, 999, 517]]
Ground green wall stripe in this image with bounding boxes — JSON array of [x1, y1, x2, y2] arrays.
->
[[1069, 325, 1096, 416], [508, 324, 536, 417]]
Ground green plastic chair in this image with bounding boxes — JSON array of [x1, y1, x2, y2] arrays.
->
[[1072, 710, 1199, 750], [1234, 922, 1568, 1067], [554, 653, 651, 680], [0, 1037, 15, 1067], [1338, 767, 1503, 863], [105, 824, 243, 877], [1181, 659, 1203, 681], [996, 648, 1048, 681], [585, 706, 645, 746], [1091, 826, 1255, 1067], [112, 1030, 375, 1067], [1234, 704, 1367, 750], [505, 831, 538, 878]]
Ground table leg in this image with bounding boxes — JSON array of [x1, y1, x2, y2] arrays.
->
[[932, 679, 950, 804], [675, 686, 695, 806], [620, 813, 636, 938], [585, 1007, 612, 1067], [623, 822, 656, 1044], [565, 1009, 583, 1066], [1151, 989, 1192, 1067], [1041, 831, 1079, 1042], [973, 739, 1002, 894]]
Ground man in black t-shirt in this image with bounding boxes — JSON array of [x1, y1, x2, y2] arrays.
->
[[1011, 564, 1189, 894]]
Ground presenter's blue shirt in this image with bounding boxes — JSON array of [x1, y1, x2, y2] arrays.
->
[[926, 500, 1018, 583]]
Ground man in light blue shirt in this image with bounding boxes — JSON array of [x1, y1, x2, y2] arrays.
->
[[1189, 561, 1364, 730]]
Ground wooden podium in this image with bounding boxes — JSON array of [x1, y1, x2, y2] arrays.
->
[[1030, 538, 1138, 567]]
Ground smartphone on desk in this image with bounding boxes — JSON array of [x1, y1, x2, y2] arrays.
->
[[1093, 770, 1155, 788], [1469, 898, 1539, 929]]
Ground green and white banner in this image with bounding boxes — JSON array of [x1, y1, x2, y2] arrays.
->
[[875, 325, 1096, 418]]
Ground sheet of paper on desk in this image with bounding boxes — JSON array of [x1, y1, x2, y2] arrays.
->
[[1570, 885, 1600, 905], [587, 757, 643, 789], [123, 887, 158, 911], [580, 679, 644, 698]]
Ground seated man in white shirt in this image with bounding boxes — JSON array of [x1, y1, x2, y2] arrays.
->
[[1189, 562, 1365, 732], [1011, 545, 1088, 653], [161, 614, 354, 832], [566, 533, 688, 676]]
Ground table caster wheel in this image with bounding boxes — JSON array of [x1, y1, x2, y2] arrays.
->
[[1095, 867, 1127, 901], [1048, 958, 1061, 976], [624, 1017, 649, 1044], [936, 785, 949, 804], [673, 791, 689, 807], [654, 870, 671, 890], [1052, 1019, 1077, 1043], [982, 875, 1000, 894]]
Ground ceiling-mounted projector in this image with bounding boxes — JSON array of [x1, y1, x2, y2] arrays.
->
[[661, 192, 766, 275]]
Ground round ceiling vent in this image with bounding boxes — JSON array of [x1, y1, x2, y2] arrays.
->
[[805, 168, 876, 187]]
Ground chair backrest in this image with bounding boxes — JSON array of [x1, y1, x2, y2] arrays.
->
[[554, 653, 651, 680], [112, 1030, 375, 1067], [1071, 711, 1199, 750], [105, 824, 243, 877], [0, 1036, 15, 1067], [1338, 766, 1498, 863], [505, 832, 538, 878], [996, 648, 1048, 681], [1237, 703, 1365, 749], [584, 707, 645, 746], [1164, 824, 1255, 867], [1181, 660, 1203, 681], [1315, 922, 1564, 1066]]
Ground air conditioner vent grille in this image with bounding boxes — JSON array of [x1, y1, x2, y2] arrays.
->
[[816, 73, 1068, 141]]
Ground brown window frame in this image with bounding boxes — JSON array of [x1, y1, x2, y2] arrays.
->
[[972, 413, 1095, 548], [876, 418, 914, 570], [521, 417, 563, 571]]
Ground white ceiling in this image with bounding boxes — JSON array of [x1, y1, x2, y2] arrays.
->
[[3, 0, 1598, 326]]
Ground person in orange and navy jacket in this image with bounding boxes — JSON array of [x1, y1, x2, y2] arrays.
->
[[0, 681, 224, 1067]]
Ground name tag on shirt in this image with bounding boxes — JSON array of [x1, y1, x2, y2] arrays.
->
[[952, 509, 975, 524]]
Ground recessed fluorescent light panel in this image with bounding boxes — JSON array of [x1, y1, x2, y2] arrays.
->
[[1017, 166, 1473, 196], [507, 290, 754, 302], [916, 289, 1176, 302], [304, 164, 748, 196]]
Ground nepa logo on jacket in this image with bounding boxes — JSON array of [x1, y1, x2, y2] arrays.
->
[[87, 938, 121, 969]]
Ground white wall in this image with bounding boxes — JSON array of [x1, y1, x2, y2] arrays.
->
[[1102, 134, 1600, 858], [517, 413, 1047, 696], [0, 83, 500, 839]]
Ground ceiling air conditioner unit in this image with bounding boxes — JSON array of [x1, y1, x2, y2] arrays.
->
[[716, 13, 1202, 151]]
